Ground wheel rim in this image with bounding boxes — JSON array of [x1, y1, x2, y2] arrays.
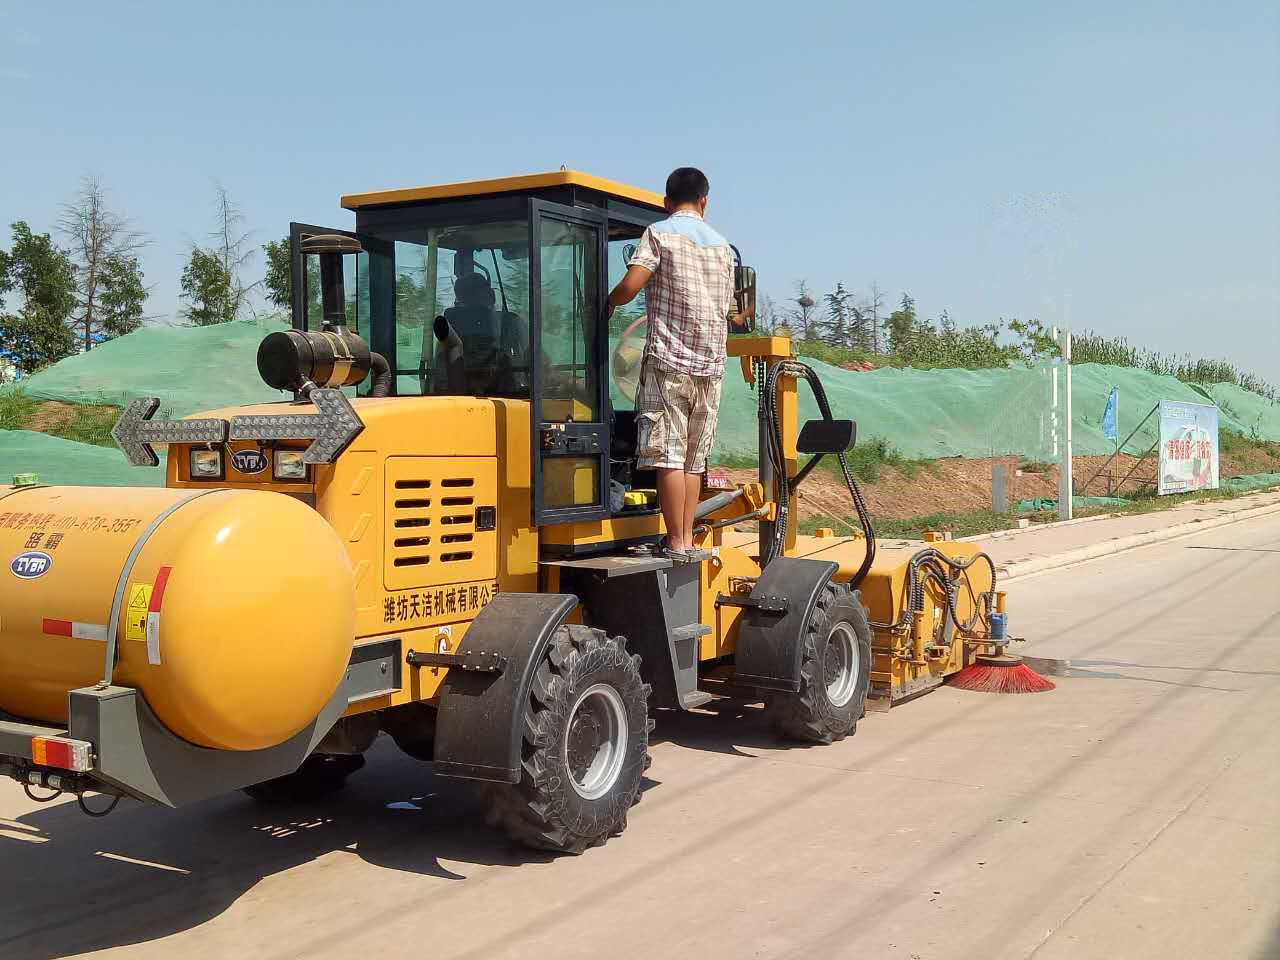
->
[[564, 682, 629, 801], [823, 622, 859, 707]]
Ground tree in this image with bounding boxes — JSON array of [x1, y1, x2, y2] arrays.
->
[[937, 308, 956, 336], [757, 293, 780, 334], [790, 280, 819, 341], [98, 254, 146, 337], [262, 237, 291, 310], [57, 176, 146, 351], [867, 281, 885, 353], [206, 182, 254, 320], [822, 282, 852, 346], [179, 248, 234, 326], [885, 292, 916, 354], [0, 222, 78, 373]]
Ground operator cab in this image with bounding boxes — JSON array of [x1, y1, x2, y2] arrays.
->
[[291, 170, 754, 528]]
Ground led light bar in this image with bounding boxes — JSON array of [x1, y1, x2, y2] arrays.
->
[[228, 388, 364, 464], [112, 398, 230, 467], [31, 735, 93, 773]]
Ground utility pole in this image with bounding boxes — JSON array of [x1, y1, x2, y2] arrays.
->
[[1054, 327, 1073, 520]]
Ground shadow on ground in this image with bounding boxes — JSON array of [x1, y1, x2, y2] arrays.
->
[[0, 734, 669, 960], [0, 703, 805, 960]]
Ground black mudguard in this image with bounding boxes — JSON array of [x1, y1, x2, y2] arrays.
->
[[432, 592, 577, 783], [733, 558, 839, 693]]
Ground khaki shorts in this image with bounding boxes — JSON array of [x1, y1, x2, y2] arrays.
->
[[635, 359, 723, 474]]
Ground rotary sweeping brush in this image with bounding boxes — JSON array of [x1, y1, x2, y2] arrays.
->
[[948, 654, 1055, 694]]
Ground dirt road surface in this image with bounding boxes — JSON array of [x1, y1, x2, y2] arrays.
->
[[2, 515, 1277, 959]]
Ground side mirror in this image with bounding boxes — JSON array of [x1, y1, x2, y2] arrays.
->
[[731, 264, 756, 334], [798, 418, 855, 454]]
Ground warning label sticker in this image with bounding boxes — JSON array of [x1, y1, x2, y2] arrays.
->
[[125, 582, 152, 644]]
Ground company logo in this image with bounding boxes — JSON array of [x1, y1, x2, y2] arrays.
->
[[231, 449, 269, 475], [10, 551, 53, 580]]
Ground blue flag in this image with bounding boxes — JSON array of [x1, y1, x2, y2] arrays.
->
[[1101, 386, 1118, 441]]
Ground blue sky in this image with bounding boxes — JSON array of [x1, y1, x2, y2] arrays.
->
[[3, 0, 1277, 382]]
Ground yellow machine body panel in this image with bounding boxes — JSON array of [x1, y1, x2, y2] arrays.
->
[[0, 486, 355, 750], [340, 169, 665, 212], [721, 528, 995, 698], [165, 394, 539, 720]]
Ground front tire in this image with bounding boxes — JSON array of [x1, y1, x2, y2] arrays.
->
[[480, 624, 651, 854], [764, 582, 872, 744]]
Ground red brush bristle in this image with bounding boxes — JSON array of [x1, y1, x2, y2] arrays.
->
[[948, 662, 1055, 694]]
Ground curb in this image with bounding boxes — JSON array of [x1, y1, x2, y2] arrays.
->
[[958, 510, 1120, 542], [996, 499, 1280, 584]]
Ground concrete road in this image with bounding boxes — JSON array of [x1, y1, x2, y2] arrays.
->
[[2, 515, 1277, 960]]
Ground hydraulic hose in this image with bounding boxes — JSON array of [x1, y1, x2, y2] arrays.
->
[[754, 355, 995, 629], [866, 546, 997, 635], [759, 359, 876, 587]]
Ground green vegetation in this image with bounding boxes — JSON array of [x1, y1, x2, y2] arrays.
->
[[1219, 426, 1280, 460], [0, 388, 37, 431], [843, 436, 924, 483], [1071, 330, 1276, 400], [0, 388, 119, 447], [771, 282, 1275, 401], [49, 404, 118, 447], [713, 436, 926, 484], [0, 221, 79, 374]]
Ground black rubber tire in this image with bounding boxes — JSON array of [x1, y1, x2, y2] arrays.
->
[[241, 753, 366, 804], [479, 624, 652, 855], [764, 582, 872, 744]]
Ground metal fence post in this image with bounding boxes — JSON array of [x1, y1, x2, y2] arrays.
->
[[1057, 328, 1073, 521]]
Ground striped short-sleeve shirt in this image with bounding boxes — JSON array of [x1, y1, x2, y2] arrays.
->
[[629, 210, 735, 378]]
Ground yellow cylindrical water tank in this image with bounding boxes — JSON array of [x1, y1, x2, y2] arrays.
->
[[0, 485, 356, 751]]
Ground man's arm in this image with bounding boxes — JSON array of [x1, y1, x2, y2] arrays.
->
[[607, 264, 653, 319]]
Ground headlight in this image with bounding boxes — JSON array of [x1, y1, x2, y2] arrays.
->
[[189, 449, 223, 479], [273, 450, 309, 481]]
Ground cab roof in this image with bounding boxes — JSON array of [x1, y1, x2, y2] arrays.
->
[[340, 170, 666, 212]]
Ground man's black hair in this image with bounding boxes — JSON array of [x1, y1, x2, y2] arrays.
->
[[665, 167, 710, 206]]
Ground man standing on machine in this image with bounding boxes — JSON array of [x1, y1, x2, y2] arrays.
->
[[606, 167, 735, 559]]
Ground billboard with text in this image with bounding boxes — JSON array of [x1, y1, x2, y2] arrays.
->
[[1158, 401, 1219, 495]]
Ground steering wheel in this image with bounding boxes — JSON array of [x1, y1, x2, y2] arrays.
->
[[611, 314, 647, 404]]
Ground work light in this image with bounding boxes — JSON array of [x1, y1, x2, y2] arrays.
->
[[189, 449, 224, 479], [273, 450, 309, 481]]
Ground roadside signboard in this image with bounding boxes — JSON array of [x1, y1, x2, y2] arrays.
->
[[1158, 400, 1219, 495]]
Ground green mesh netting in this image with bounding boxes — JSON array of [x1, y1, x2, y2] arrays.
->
[[1224, 472, 1280, 493], [19, 317, 287, 417], [1, 430, 164, 486], [715, 359, 1280, 460], [4, 319, 1280, 487], [1015, 495, 1132, 513]]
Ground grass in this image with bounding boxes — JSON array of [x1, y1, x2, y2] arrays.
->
[[0, 388, 119, 447], [1220, 426, 1280, 461], [1069, 330, 1277, 400], [0, 388, 37, 431], [713, 436, 927, 485]]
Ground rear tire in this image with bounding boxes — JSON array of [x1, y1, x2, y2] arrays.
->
[[764, 582, 871, 744], [242, 753, 365, 804], [479, 624, 651, 854]]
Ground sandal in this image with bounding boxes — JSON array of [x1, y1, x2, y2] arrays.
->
[[656, 539, 694, 563]]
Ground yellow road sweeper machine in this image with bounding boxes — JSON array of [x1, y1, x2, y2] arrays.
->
[[0, 171, 1014, 853]]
